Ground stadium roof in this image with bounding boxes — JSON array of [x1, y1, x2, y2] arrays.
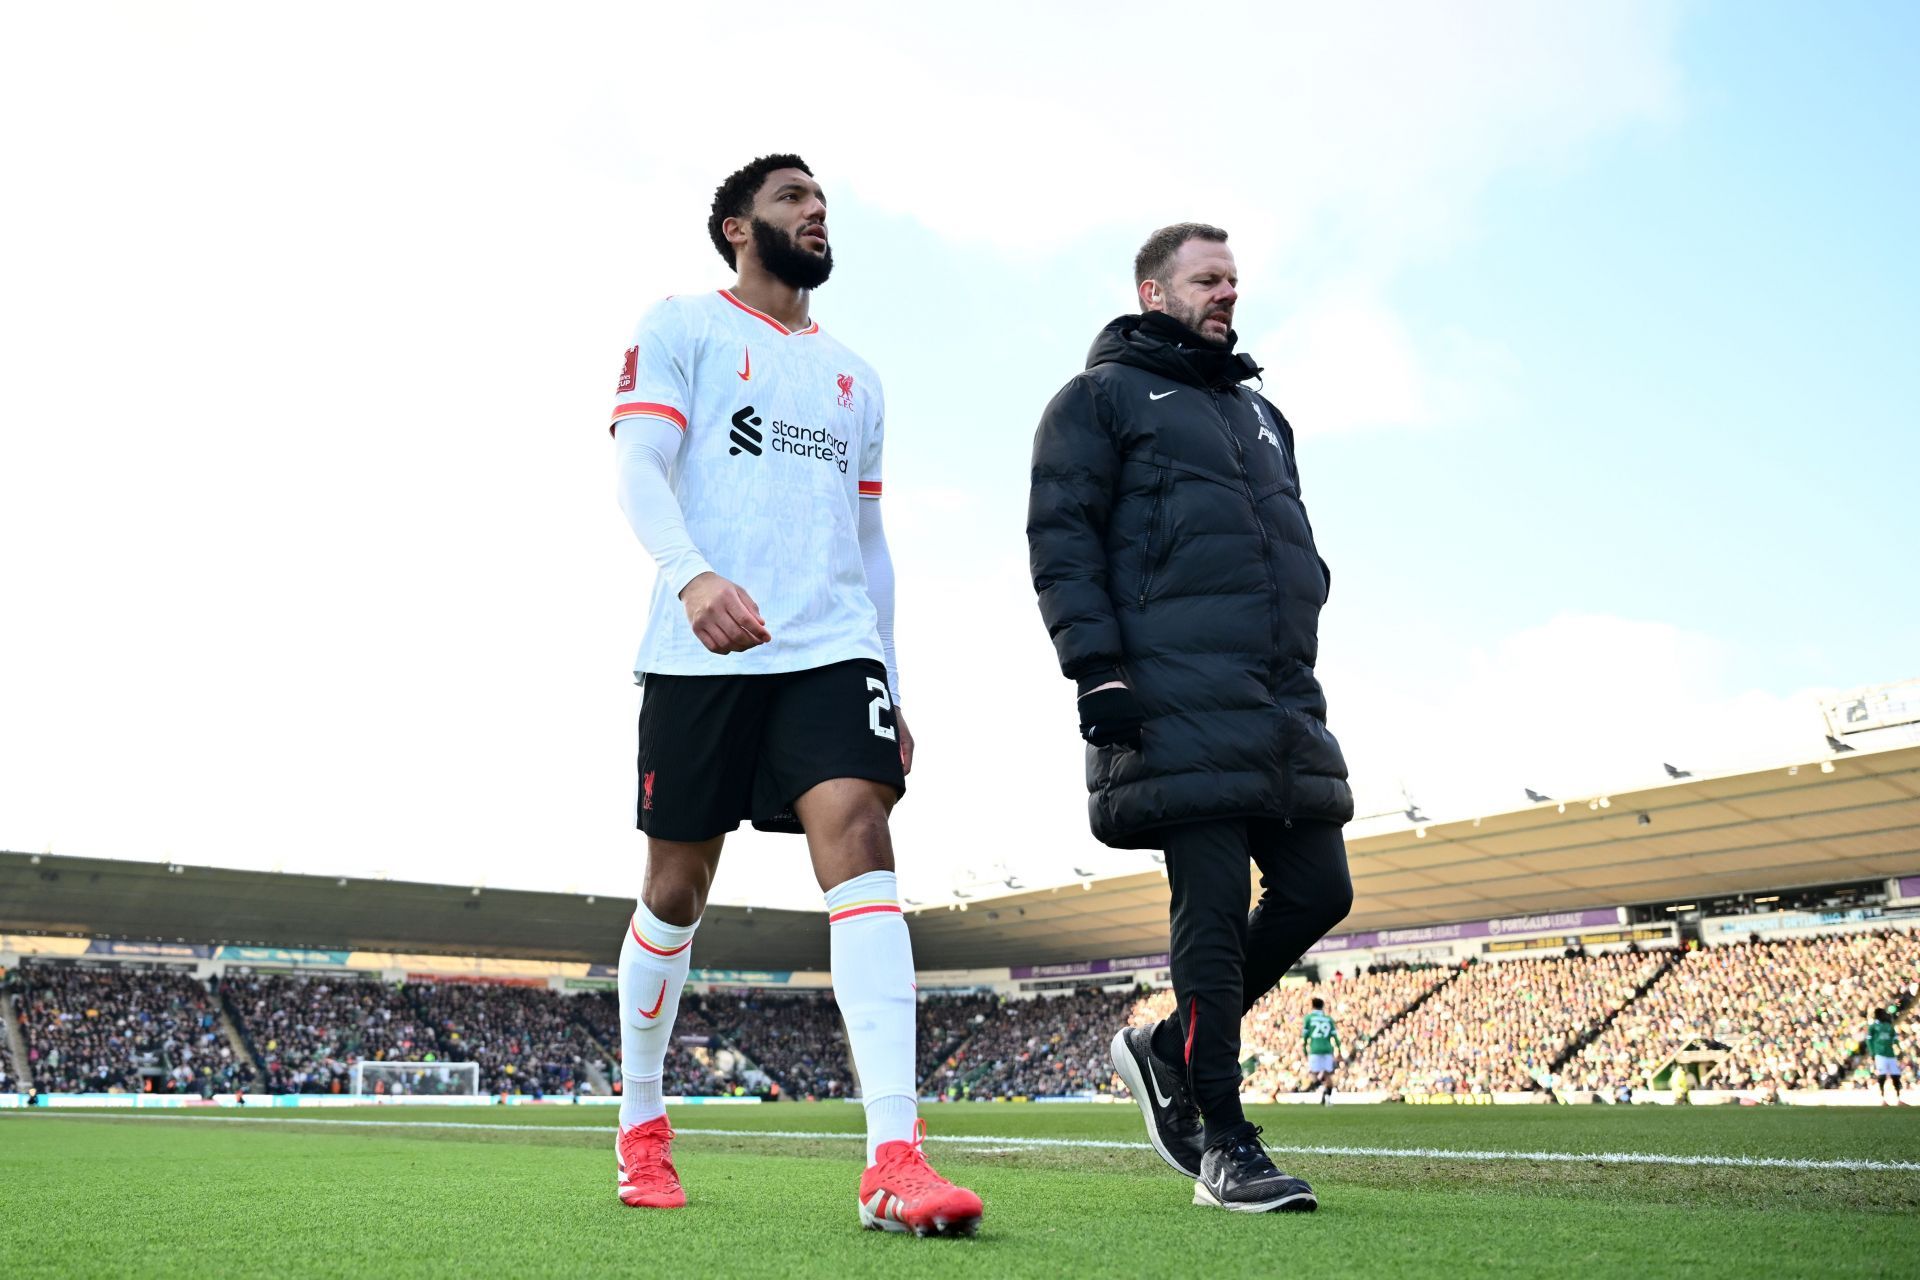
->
[[4, 744, 1916, 972], [898, 741, 1920, 967], [0, 852, 832, 971]]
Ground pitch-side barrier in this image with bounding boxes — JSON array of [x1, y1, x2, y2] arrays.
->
[[1, 1088, 1898, 1109], [0, 1093, 754, 1110]]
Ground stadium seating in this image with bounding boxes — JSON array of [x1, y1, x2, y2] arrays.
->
[[6, 929, 1915, 1101], [917, 992, 998, 1088], [698, 991, 855, 1098], [923, 988, 1139, 1099], [1342, 951, 1671, 1095], [407, 980, 605, 1096], [570, 989, 733, 1097], [1121, 966, 1452, 1098], [1560, 931, 1920, 1093], [13, 963, 244, 1094], [220, 973, 443, 1094]]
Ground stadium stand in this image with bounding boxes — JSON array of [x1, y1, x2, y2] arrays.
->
[[5, 925, 1915, 1103], [917, 992, 998, 1090], [570, 989, 735, 1097], [407, 980, 606, 1096], [924, 988, 1138, 1099], [1342, 950, 1674, 1095], [13, 963, 246, 1094], [698, 991, 855, 1098], [1121, 965, 1453, 1098], [220, 973, 440, 1093], [223, 974, 618, 1096], [1560, 931, 1920, 1094]]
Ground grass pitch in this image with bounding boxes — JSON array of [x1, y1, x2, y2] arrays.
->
[[4, 1102, 1918, 1278]]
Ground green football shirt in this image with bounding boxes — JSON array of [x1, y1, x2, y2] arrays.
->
[[1304, 1011, 1338, 1054], [1868, 1021, 1897, 1058]]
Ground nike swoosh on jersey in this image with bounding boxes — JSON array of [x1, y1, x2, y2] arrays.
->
[[637, 980, 667, 1020], [738, 347, 751, 381], [1149, 390, 1177, 400]]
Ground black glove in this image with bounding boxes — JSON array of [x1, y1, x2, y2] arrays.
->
[[1078, 683, 1144, 749]]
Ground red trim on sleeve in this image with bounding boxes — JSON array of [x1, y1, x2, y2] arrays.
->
[[857, 480, 883, 498], [611, 401, 688, 432]]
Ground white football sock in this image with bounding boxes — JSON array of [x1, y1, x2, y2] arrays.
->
[[618, 902, 698, 1129], [825, 869, 919, 1164]]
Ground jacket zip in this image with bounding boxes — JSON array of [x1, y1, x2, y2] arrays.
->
[[1211, 387, 1293, 826], [1208, 388, 1281, 662]]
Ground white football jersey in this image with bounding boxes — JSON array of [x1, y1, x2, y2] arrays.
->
[[609, 289, 885, 683]]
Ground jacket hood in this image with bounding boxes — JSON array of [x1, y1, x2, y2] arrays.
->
[[1086, 312, 1263, 390]]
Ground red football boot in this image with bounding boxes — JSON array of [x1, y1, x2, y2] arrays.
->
[[857, 1120, 983, 1237], [616, 1116, 687, 1208]]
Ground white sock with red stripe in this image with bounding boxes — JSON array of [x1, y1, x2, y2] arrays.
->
[[618, 902, 698, 1130], [825, 869, 919, 1164]]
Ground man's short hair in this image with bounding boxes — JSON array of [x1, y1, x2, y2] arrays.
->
[[1134, 222, 1229, 287], [708, 153, 813, 269], [1311, 997, 1325, 1010]]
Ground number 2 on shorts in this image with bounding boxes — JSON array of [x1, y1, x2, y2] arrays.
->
[[865, 677, 897, 742]]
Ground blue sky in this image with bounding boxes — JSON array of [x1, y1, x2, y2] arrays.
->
[[1358, 0, 1920, 693], [0, 2, 1911, 907]]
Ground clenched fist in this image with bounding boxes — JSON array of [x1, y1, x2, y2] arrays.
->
[[680, 572, 772, 654]]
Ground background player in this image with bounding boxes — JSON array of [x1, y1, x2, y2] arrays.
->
[[605, 153, 981, 1236], [1868, 1007, 1904, 1105], [1302, 998, 1340, 1104]]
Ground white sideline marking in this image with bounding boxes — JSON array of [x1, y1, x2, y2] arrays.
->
[[6, 1112, 1918, 1174]]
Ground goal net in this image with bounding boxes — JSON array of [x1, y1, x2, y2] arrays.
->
[[349, 1060, 482, 1097]]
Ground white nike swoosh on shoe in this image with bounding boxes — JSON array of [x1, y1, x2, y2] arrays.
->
[[1149, 1065, 1175, 1109], [1149, 390, 1178, 400]]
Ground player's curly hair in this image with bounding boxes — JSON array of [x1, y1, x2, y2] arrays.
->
[[708, 153, 814, 269]]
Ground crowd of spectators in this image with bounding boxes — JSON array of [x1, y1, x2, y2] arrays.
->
[[1198, 966, 1453, 1098], [12, 963, 244, 1094], [571, 990, 735, 1097], [1560, 931, 1920, 1094], [221, 973, 442, 1094], [1346, 950, 1671, 1095], [926, 988, 1138, 1099], [917, 993, 998, 1088], [409, 981, 606, 1096], [699, 992, 854, 1098], [224, 974, 614, 1095], [9, 929, 1917, 1102]]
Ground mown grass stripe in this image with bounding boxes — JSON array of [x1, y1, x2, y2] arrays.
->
[[7, 1111, 1919, 1174]]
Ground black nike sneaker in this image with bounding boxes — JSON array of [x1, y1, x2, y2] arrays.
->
[[1109, 1024, 1205, 1177], [1193, 1126, 1318, 1213]]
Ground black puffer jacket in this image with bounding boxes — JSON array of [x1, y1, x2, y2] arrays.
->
[[1027, 313, 1353, 848]]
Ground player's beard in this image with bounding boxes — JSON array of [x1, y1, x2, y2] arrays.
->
[[751, 217, 833, 290], [1164, 294, 1234, 349]]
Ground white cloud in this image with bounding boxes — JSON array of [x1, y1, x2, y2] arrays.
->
[[1331, 612, 1840, 823], [1250, 287, 1522, 436]]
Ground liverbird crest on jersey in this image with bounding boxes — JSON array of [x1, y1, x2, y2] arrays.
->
[[836, 373, 855, 410]]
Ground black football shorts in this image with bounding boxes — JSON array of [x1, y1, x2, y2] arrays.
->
[[635, 658, 905, 841]]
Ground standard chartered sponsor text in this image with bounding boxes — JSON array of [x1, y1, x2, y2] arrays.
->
[[768, 419, 850, 472]]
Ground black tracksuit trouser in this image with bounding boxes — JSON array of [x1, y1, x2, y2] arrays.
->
[[1146, 818, 1353, 1147]]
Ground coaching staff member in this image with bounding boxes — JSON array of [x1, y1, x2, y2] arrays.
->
[[1027, 224, 1353, 1214]]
